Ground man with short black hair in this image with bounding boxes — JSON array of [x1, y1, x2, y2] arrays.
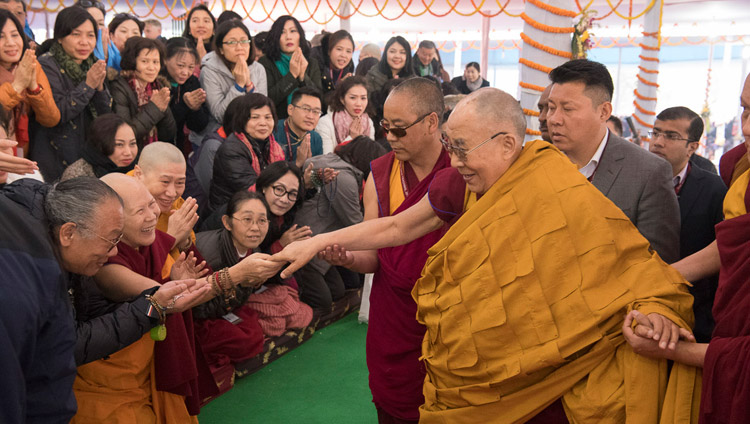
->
[[272, 87, 325, 168], [607, 115, 623, 137], [649, 106, 726, 342], [548, 59, 680, 263]]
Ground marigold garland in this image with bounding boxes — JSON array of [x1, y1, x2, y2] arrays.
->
[[634, 101, 656, 116], [526, 128, 542, 136], [634, 89, 657, 101], [526, 0, 577, 18], [520, 12, 575, 33], [642, 31, 659, 38], [605, 0, 656, 20], [632, 113, 654, 128], [520, 57, 553, 74], [638, 65, 658, 74], [520, 32, 572, 59], [636, 74, 659, 87], [639, 54, 659, 62], [519, 81, 547, 92], [523, 108, 541, 117], [638, 43, 660, 51]]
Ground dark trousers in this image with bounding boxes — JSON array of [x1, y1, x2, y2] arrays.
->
[[294, 264, 345, 310]]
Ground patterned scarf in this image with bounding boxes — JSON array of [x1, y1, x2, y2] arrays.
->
[[332, 110, 371, 146], [235, 132, 286, 181], [50, 41, 99, 118], [127, 75, 160, 144]]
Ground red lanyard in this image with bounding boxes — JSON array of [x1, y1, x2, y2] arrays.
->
[[329, 67, 344, 84], [283, 120, 304, 158], [399, 161, 411, 197]]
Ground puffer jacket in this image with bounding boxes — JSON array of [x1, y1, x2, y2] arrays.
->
[[109, 73, 177, 146], [200, 51, 268, 132]]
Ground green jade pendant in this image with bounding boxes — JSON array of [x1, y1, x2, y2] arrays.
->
[[150, 324, 167, 341]]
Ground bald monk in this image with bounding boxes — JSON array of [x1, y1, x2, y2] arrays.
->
[[273, 88, 700, 423], [629, 71, 750, 424], [132, 142, 198, 257]]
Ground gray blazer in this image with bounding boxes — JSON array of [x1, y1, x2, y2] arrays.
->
[[591, 133, 680, 263]]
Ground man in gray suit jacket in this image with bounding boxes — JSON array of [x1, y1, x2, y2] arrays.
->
[[547, 59, 680, 263]]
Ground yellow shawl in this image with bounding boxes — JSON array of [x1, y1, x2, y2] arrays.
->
[[413, 140, 701, 423]]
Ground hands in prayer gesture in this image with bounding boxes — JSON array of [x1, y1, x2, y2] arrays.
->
[[167, 197, 199, 250], [196, 36, 207, 60], [289, 48, 308, 81], [349, 116, 364, 139], [232, 58, 250, 88], [303, 162, 339, 189], [151, 87, 171, 112], [85, 60, 107, 91], [13, 50, 38, 94], [294, 134, 311, 168], [0, 139, 37, 174], [183, 88, 206, 111]]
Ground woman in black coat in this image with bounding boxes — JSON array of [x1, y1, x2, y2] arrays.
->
[[162, 37, 209, 153], [29, 7, 112, 181], [450, 61, 490, 95]]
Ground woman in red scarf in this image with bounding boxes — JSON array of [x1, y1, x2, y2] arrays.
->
[[110, 36, 176, 146], [0, 9, 59, 151]]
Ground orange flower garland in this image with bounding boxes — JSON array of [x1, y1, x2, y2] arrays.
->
[[634, 89, 657, 102], [520, 32, 573, 59], [523, 108, 541, 117], [519, 58, 553, 74], [634, 101, 656, 116], [519, 81, 547, 92], [526, 0, 577, 18], [520, 13, 575, 33], [636, 74, 659, 87]]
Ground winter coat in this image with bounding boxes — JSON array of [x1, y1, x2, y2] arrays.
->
[[168, 74, 210, 150], [258, 54, 322, 120], [108, 74, 177, 146], [29, 53, 112, 182]]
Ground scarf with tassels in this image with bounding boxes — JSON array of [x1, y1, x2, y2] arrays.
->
[[50, 41, 99, 119], [126, 73, 161, 145], [235, 132, 286, 186]]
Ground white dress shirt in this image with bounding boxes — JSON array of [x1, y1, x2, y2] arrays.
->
[[578, 129, 610, 179]]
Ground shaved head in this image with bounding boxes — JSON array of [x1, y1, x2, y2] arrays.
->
[[457, 87, 527, 142], [388, 77, 445, 125], [137, 142, 185, 174], [100, 173, 150, 206]]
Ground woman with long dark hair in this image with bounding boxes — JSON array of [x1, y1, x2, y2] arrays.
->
[[311, 29, 355, 95], [316, 76, 374, 153], [365, 36, 414, 94], [30, 6, 111, 181], [450, 61, 490, 94], [258, 15, 321, 120], [181, 4, 215, 63], [163, 37, 209, 152], [0, 9, 59, 150]]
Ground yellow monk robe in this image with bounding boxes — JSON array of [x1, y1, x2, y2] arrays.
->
[[723, 169, 749, 219], [72, 252, 198, 424], [388, 158, 407, 214], [413, 140, 701, 423]]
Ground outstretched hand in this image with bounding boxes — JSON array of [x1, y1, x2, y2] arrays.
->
[[271, 237, 322, 279], [170, 250, 209, 281], [0, 140, 37, 174]]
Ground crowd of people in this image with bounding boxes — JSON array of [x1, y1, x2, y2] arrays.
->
[[0, 1, 748, 423]]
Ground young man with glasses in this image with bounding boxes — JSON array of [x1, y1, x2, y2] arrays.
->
[[272, 86, 325, 168], [274, 87, 700, 423], [547, 59, 680, 263], [648, 106, 727, 343]]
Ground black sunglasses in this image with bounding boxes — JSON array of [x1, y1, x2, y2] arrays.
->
[[380, 112, 431, 138]]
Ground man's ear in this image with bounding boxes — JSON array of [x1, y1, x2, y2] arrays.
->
[[500, 133, 519, 159], [599, 101, 613, 122], [58, 222, 77, 247], [287, 103, 295, 118], [133, 164, 143, 179], [687, 141, 699, 157]]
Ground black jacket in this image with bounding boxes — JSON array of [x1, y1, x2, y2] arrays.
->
[[450, 76, 490, 94], [0, 179, 76, 423], [168, 75, 210, 150], [109, 75, 177, 146], [29, 53, 112, 182], [258, 55, 322, 120], [678, 164, 727, 342], [209, 133, 272, 211]]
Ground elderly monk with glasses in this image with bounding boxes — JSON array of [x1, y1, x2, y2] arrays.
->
[[273, 87, 701, 423]]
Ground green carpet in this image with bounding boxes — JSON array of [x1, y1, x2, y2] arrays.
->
[[198, 313, 377, 423]]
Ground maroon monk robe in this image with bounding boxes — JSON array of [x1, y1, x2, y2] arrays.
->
[[108, 230, 218, 415], [700, 180, 750, 424], [719, 143, 747, 187], [367, 150, 452, 421]]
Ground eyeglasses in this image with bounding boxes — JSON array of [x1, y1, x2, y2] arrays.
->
[[380, 112, 431, 138], [648, 130, 692, 143], [232, 216, 269, 227], [223, 39, 252, 47], [272, 185, 299, 201], [77, 224, 123, 253], [440, 131, 507, 162], [291, 104, 322, 116]]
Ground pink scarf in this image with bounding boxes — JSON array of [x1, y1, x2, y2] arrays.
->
[[332, 110, 371, 145], [128, 77, 160, 144]]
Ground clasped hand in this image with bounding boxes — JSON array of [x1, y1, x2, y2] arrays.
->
[[622, 310, 695, 360]]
